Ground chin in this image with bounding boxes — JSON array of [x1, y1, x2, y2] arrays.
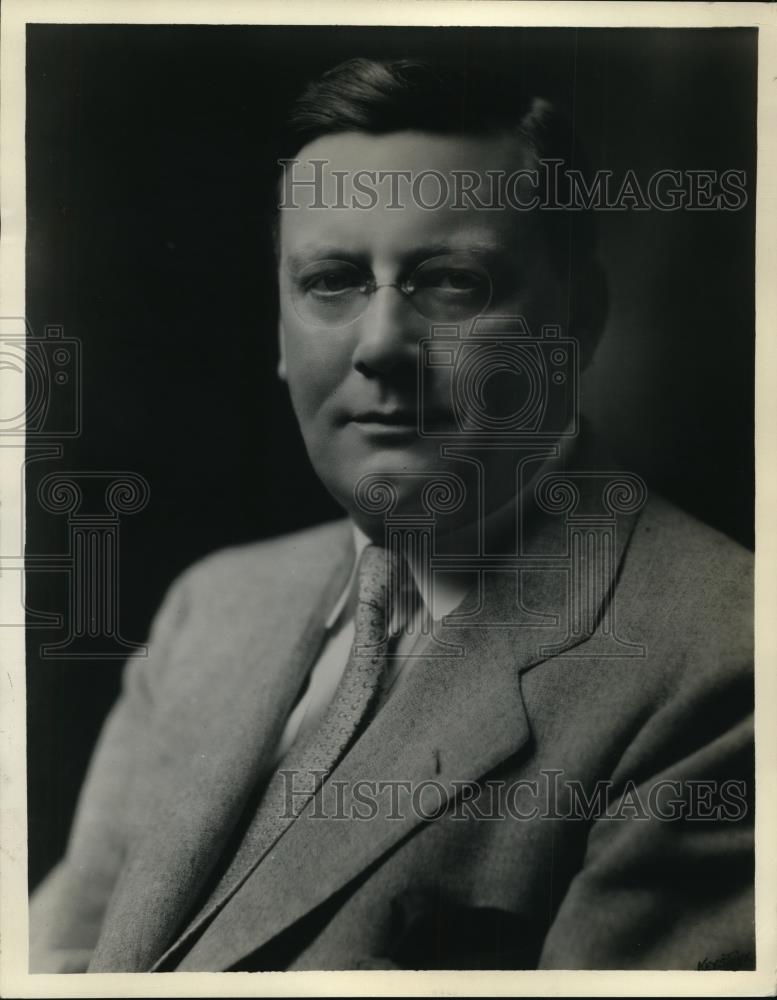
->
[[313, 432, 473, 522]]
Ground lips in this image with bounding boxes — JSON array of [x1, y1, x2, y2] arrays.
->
[[352, 410, 419, 425], [346, 408, 456, 438]]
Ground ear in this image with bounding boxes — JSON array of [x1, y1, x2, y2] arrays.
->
[[277, 317, 288, 381]]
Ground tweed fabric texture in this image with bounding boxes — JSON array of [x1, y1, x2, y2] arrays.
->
[[28, 483, 754, 973], [171, 543, 400, 951]]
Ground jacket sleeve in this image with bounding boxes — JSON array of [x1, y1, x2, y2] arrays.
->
[[28, 573, 192, 973], [537, 652, 755, 970]]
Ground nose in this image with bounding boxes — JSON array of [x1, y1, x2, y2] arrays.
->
[[351, 285, 424, 378]]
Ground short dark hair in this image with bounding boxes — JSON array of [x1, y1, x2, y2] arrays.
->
[[281, 56, 555, 151], [275, 57, 599, 266]]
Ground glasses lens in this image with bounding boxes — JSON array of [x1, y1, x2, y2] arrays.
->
[[409, 254, 492, 320], [289, 259, 368, 327]]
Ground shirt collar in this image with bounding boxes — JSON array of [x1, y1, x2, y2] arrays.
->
[[323, 522, 468, 630], [324, 526, 370, 630], [325, 428, 577, 631]]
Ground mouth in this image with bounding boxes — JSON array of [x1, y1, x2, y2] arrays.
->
[[349, 408, 454, 434], [350, 412, 420, 438], [352, 410, 420, 427]]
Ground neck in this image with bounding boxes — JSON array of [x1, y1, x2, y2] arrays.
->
[[350, 428, 579, 559]]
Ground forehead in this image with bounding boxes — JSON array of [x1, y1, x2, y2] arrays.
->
[[278, 130, 544, 261]]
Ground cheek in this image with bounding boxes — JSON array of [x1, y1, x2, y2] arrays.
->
[[280, 309, 352, 419]]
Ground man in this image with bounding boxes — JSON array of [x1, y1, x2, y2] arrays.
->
[[29, 57, 754, 972]]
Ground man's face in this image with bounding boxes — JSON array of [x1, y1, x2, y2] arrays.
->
[[277, 130, 566, 538]]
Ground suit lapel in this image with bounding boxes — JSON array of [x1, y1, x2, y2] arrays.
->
[[166, 477, 643, 972], [89, 524, 355, 973], [167, 605, 536, 971]]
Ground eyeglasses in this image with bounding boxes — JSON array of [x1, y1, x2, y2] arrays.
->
[[286, 253, 493, 328]]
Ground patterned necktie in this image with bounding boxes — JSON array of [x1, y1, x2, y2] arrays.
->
[[168, 543, 401, 959]]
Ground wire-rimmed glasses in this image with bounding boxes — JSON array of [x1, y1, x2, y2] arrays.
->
[[286, 253, 493, 328]]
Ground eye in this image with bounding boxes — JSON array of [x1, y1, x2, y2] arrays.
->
[[298, 261, 365, 297], [419, 267, 487, 294], [410, 255, 492, 301], [440, 270, 483, 291], [309, 270, 361, 294]]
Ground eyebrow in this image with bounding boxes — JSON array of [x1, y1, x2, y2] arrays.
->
[[284, 237, 513, 274], [285, 244, 361, 272]]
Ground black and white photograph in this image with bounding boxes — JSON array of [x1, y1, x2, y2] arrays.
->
[[1, 1, 775, 995]]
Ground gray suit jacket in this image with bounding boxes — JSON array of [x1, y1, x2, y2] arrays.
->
[[29, 469, 754, 972]]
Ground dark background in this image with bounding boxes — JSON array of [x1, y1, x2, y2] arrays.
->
[[25, 24, 756, 889]]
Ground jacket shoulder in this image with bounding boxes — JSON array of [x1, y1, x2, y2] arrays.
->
[[176, 517, 352, 595], [136, 518, 353, 676], [627, 493, 752, 592], [620, 493, 752, 665], [170, 518, 351, 611]]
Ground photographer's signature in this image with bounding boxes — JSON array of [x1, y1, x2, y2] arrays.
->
[[697, 949, 754, 970]]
